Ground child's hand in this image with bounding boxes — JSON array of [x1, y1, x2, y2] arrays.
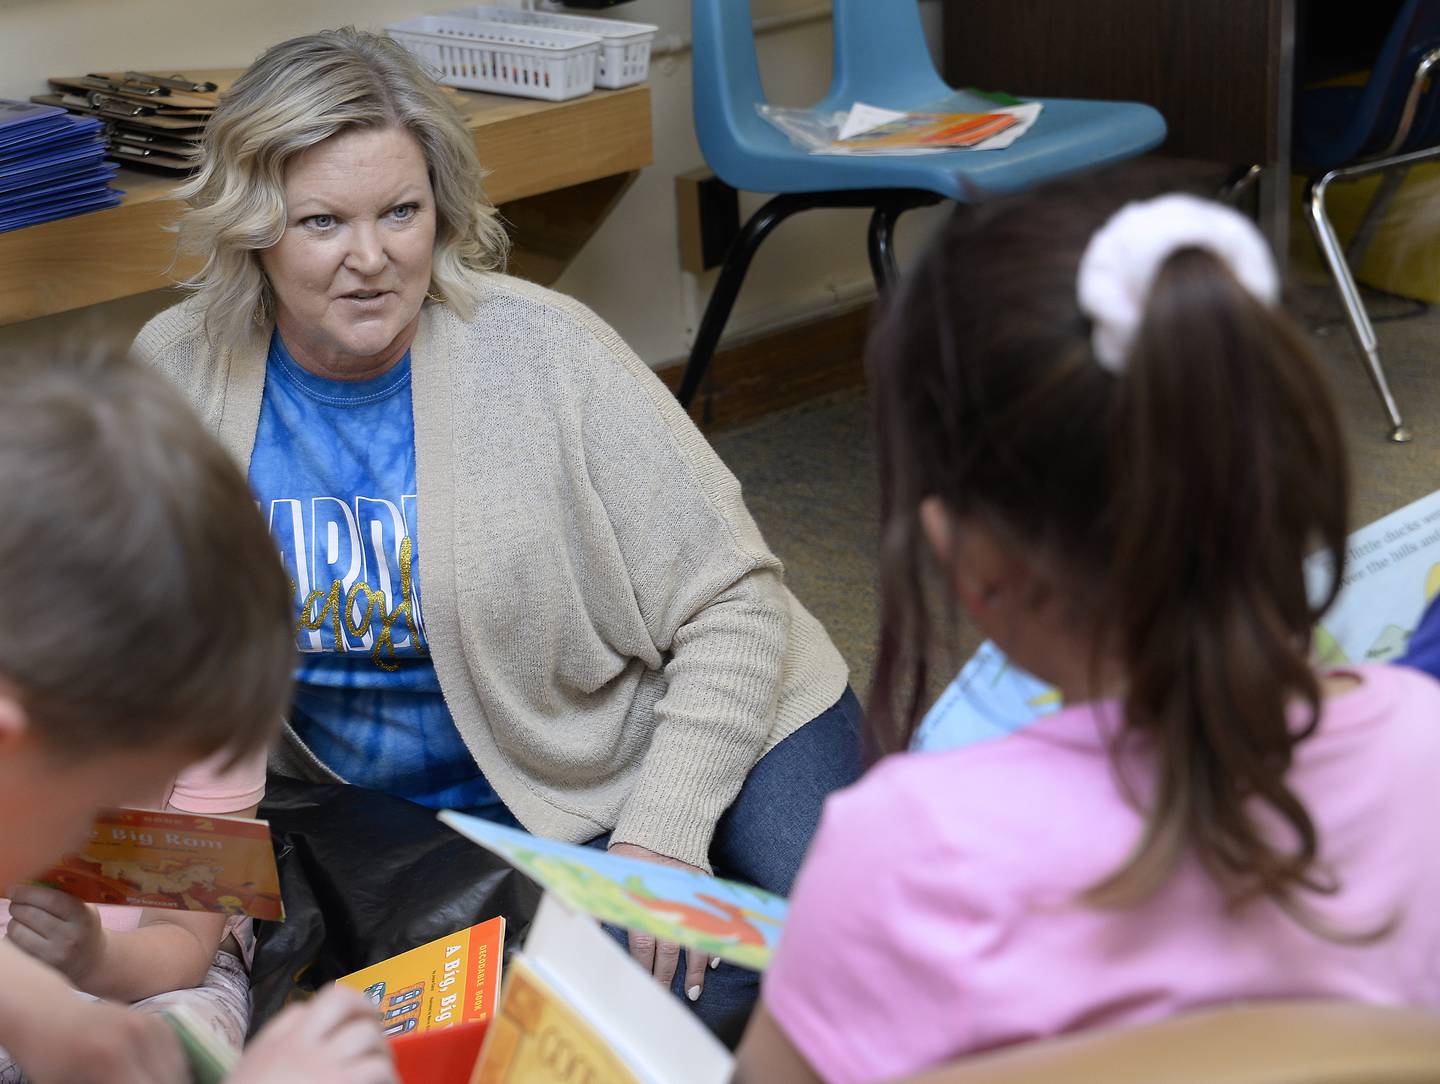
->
[[6, 883, 105, 986], [12, 997, 187, 1084], [230, 985, 397, 1084]]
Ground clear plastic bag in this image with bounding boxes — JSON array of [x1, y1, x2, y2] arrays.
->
[[755, 104, 850, 153]]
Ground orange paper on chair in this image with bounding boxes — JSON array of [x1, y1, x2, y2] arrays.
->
[[835, 111, 1019, 150], [338, 917, 505, 1041], [35, 808, 284, 920]]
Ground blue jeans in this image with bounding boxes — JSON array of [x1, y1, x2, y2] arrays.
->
[[586, 685, 864, 1035]]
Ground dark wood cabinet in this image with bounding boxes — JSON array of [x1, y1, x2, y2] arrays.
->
[[942, 0, 1293, 166]]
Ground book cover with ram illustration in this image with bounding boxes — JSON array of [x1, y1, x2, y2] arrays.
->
[[35, 808, 283, 920]]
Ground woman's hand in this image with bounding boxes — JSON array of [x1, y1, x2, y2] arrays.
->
[[6, 883, 105, 987], [607, 842, 717, 1002], [229, 985, 397, 1084]]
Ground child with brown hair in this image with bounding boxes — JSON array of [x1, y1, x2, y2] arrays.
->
[[0, 350, 395, 1084], [735, 184, 1440, 1083]]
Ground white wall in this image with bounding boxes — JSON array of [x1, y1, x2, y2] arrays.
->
[[0, 0, 947, 367]]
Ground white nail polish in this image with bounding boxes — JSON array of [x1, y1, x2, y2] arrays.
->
[[687, 985, 702, 1002], [709, 957, 720, 970]]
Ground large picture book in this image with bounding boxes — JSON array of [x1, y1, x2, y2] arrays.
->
[[915, 487, 1440, 752], [439, 810, 787, 971]]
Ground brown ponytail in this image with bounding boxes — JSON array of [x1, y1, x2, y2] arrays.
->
[[867, 173, 1352, 920], [1093, 247, 1350, 911]]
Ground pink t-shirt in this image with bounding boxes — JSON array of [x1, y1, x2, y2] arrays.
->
[[0, 746, 267, 937], [764, 664, 1440, 1084]]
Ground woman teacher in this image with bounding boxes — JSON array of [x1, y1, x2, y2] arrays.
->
[[133, 28, 859, 1029]]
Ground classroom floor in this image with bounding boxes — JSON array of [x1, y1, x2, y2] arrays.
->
[[709, 281, 1440, 696]]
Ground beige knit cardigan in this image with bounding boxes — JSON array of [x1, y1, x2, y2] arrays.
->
[[132, 273, 849, 869]]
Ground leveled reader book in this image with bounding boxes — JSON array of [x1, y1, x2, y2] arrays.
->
[[34, 808, 283, 920], [471, 894, 732, 1084], [0, 177, 116, 213], [0, 147, 110, 193], [0, 100, 68, 140], [0, 189, 122, 233], [439, 810, 787, 971], [337, 917, 505, 1039], [915, 487, 1440, 753], [0, 116, 103, 163]]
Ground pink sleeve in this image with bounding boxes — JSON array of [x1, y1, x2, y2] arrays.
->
[[165, 745, 268, 814], [762, 761, 985, 1084]]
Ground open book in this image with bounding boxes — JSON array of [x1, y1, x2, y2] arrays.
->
[[915, 487, 1440, 752], [438, 810, 787, 971], [471, 894, 732, 1084]]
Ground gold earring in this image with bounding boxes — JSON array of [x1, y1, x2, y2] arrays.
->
[[426, 291, 447, 304]]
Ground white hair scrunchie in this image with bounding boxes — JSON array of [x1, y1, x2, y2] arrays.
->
[[1076, 193, 1279, 373]]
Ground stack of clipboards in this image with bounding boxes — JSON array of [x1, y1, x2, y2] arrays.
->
[[33, 72, 219, 173], [0, 100, 121, 234]]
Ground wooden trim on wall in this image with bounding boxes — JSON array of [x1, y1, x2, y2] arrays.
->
[[656, 303, 875, 432]]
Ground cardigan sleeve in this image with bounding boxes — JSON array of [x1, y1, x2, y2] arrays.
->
[[577, 341, 790, 869]]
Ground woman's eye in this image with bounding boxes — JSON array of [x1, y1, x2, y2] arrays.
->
[[303, 214, 336, 230], [390, 203, 419, 222]]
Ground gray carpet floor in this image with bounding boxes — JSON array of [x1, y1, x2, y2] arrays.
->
[[709, 280, 1440, 697]]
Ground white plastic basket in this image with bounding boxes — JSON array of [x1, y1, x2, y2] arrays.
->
[[445, 5, 657, 88], [386, 15, 600, 100]]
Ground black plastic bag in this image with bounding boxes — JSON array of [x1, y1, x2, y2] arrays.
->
[[248, 776, 541, 1035]]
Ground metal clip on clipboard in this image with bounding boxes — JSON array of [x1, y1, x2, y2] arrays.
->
[[82, 74, 169, 97], [124, 72, 219, 94], [86, 93, 156, 117], [56, 93, 153, 119]]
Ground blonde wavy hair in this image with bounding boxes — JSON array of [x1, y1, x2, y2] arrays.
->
[[177, 27, 509, 345]]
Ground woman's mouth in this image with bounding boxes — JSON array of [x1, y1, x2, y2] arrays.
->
[[340, 290, 390, 305]]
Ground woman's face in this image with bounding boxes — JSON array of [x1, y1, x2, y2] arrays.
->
[[260, 125, 437, 380]]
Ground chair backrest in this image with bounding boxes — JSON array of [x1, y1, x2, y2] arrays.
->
[[817, 0, 952, 113], [690, 0, 957, 177], [689, 0, 773, 179], [1333, 0, 1440, 161], [898, 1001, 1440, 1084]]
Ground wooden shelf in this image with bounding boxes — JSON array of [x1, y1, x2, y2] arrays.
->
[[0, 78, 653, 325]]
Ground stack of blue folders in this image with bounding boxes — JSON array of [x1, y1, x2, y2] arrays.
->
[[0, 99, 121, 234]]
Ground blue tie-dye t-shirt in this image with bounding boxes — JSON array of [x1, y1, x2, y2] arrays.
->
[[248, 333, 513, 821]]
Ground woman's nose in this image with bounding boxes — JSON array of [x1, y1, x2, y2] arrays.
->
[[345, 224, 387, 277]]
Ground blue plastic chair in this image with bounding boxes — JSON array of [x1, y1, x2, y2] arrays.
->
[[677, 0, 1167, 407], [1296, 0, 1440, 443]]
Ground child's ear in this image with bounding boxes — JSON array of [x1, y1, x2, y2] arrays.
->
[[918, 496, 956, 567], [918, 498, 1016, 618], [0, 682, 30, 749]]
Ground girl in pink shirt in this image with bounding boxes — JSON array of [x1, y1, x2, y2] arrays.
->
[[735, 183, 1440, 1084]]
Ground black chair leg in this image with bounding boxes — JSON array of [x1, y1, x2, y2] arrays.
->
[[677, 189, 942, 408], [867, 203, 902, 291], [867, 192, 943, 294], [677, 194, 809, 409]]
